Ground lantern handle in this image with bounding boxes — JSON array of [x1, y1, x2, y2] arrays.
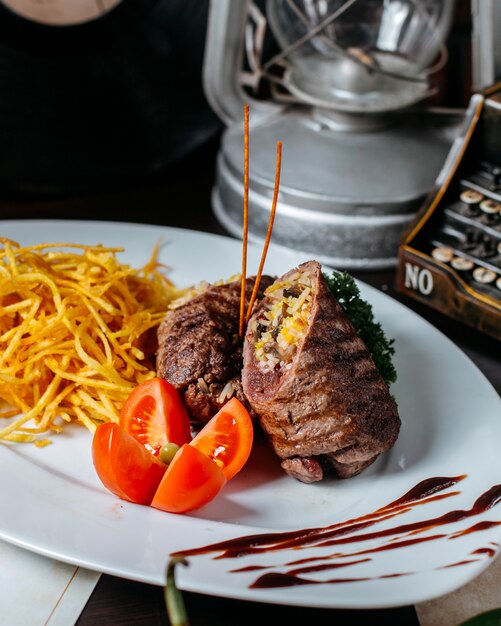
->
[[203, 0, 283, 126]]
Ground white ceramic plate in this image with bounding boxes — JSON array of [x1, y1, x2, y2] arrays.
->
[[1, 219, 501, 609]]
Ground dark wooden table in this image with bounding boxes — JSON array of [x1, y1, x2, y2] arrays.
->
[[2, 135, 498, 626]]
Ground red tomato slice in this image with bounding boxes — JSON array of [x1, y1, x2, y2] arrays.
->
[[151, 444, 226, 514], [190, 397, 253, 480], [120, 378, 191, 456], [92, 422, 166, 505]]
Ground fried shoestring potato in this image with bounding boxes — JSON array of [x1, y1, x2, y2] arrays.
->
[[0, 238, 184, 446]]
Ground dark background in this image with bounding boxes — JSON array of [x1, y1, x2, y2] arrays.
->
[[0, 0, 472, 207]]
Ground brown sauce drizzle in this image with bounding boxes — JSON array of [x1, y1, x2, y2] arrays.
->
[[172, 476, 501, 589], [250, 570, 414, 589], [174, 476, 467, 560], [249, 572, 371, 588], [450, 520, 501, 539], [472, 547, 497, 558], [440, 560, 481, 569], [233, 557, 371, 577]]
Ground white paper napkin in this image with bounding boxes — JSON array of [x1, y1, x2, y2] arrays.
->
[[0, 540, 100, 626], [416, 553, 501, 626]]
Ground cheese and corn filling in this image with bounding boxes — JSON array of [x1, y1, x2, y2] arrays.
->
[[252, 272, 312, 371]]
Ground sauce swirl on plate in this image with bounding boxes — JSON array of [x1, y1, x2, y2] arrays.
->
[[172, 476, 501, 589]]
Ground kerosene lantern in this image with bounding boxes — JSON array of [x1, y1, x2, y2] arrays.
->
[[203, 0, 463, 269]]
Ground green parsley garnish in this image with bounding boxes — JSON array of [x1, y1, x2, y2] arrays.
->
[[323, 271, 397, 386]]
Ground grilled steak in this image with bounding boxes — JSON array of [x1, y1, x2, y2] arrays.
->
[[156, 276, 273, 430], [242, 260, 400, 483]]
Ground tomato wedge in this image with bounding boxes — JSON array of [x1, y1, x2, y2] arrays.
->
[[94, 396, 253, 515], [190, 397, 253, 480], [120, 378, 191, 456], [92, 423, 166, 505], [151, 444, 226, 514], [151, 398, 253, 513]]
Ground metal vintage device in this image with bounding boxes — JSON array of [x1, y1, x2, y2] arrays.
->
[[395, 2, 501, 340], [396, 85, 501, 340], [203, 0, 462, 269]]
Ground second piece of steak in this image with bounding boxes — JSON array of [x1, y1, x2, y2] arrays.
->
[[156, 276, 273, 430], [242, 260, 400, 483]]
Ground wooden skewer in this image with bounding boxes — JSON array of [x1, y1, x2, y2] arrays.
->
[[239, 103, 250, 340], [245, 140, 282, 324]]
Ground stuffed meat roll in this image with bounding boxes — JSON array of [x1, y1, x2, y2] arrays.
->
[[242, 260, 400, 483]]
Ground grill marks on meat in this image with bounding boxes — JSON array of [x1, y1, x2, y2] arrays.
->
[[156, 276, 273, 430], [242, 260, 400, 483]]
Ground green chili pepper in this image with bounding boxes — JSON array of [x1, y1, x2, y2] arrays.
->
[[164, 556, 190, 626]]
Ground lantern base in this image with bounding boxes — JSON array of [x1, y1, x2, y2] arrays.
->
[[211, 107, 463, 270]]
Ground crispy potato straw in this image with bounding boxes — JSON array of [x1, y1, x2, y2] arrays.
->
[[0, 238, 183, 446]]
